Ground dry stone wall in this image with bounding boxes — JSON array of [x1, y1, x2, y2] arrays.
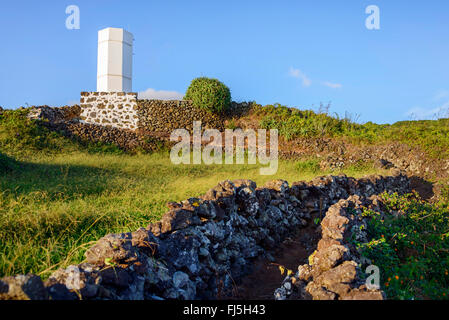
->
[[0, 173, 410, 300], [275, 194, 389, 300], [137, 99, 226, 134], [28, 105, 81, 123], [78, 93, 251, 134]]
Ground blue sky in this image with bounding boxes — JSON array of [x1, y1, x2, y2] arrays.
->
[[0, 0, 448, 124]]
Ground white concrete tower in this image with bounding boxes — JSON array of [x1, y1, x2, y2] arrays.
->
[[97, 27, 133, 92]]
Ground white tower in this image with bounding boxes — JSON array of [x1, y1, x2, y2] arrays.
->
[[97, 27, 133, 92]]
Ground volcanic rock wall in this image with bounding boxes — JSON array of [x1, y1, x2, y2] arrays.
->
[[275, 194, 389, 300], [137, 99, 226, 134], [28, 105, 81, 123], [78, 93, 251, 134], [0, 173, 410, 300]]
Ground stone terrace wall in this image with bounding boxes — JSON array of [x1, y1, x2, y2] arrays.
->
[[136, 99, 226, 134], [0, 173, 410, 300], [79, 94, 252, 135], [80, 92, 139, 130], [28, 105, 81, 123]]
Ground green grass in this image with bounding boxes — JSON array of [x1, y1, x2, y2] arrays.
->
[[1, 105, 448, 301], [294, 158, 320, 174], [0, 151, 389, 278], [0, 152, 18, 174], [357, 192, 449, 300], [0, 109, 124, 157], [256, 103, 449, 160]]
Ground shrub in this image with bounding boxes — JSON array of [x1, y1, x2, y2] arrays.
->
[[357, 192, 449, 300], [184, 77, 231, 114]]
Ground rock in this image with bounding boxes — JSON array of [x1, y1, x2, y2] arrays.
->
[[314, 261, 357, 296], [130, 228, 159, 256], [158, 229, 202, 275], [84, 233, 140, 266], [232, 179, 257, 190], [305, 281, 336, 300], [160, 209, 201, 234], [44, 279, 78, 300], [0, 275, 48, 300], [274, 287, 288, 300], [1, 174, 407, 300], [340, 287, 384, 300], [312, 244, 348, 273], [376, 159, 394, 169], [264, 180, 289, 196], [172, 271, 190, 288], [235, 185, 259, 217], [297, 265, 313, 282], [321, 205, 350, 240]]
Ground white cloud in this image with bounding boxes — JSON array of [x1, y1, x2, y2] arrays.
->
[[322, 81, 342, 89], [138, 88, 184, 100], [67, 100, 79, 106], [433, 90, 449, 102], [288, 67, 311, 87], [406, 100, 449, 120]]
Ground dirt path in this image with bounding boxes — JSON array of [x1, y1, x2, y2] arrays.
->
[[222, 214, 321, 300]]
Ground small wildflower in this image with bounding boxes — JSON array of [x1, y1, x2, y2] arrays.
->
[[395, 275, 399, 280], [385, 282, 389, 287], [278, 265, 285, 275]]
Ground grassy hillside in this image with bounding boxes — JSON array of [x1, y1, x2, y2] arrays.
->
[[253, 103, 449, 160], [1, 107, 448, 301], [0, 109, 123, 157]]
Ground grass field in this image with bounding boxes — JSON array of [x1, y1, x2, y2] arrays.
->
[[0, 150, 389, 279], [1, 107, 448, 300]]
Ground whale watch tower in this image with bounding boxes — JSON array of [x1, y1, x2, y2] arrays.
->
[[80, 27, 138, 130], [96, 27, 134, 92]]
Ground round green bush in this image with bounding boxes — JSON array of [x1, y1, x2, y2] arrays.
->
[[184, 77, 231, 114]]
